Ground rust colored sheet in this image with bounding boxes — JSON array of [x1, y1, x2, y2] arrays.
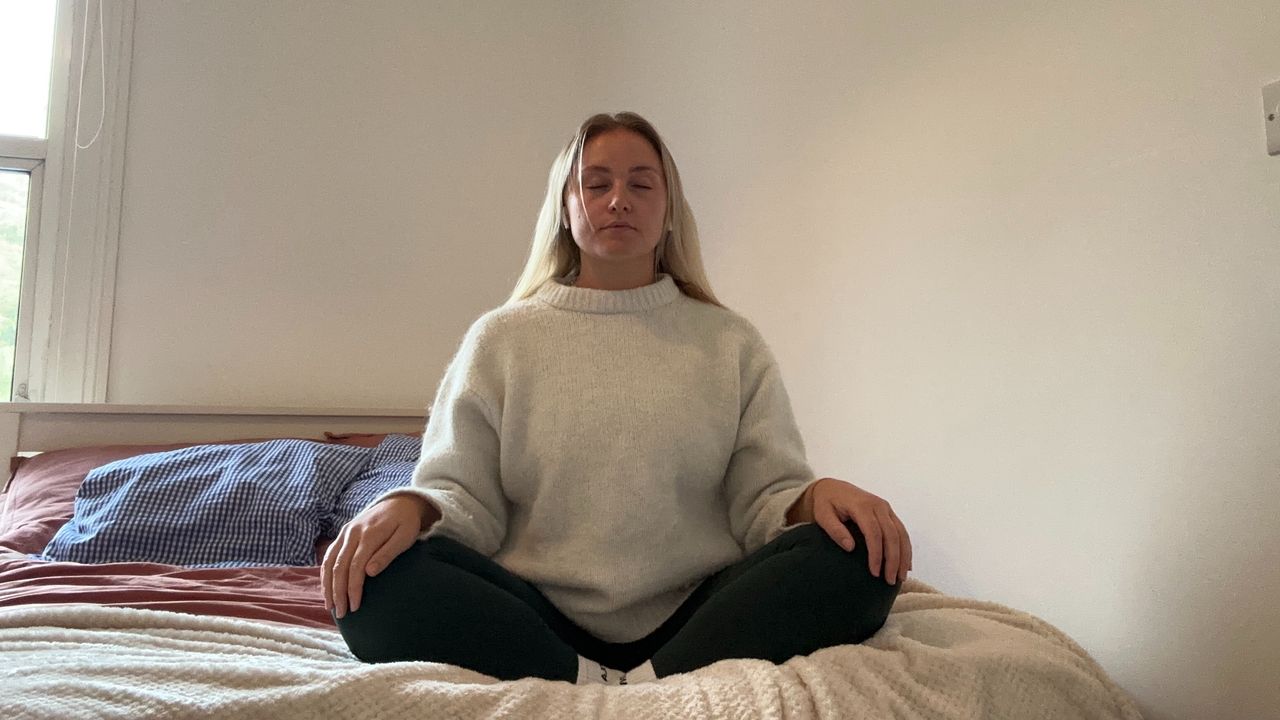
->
[[0, 552, 335, 630]]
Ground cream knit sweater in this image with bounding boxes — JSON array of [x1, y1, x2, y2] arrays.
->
[[380, 273, 819, 643]]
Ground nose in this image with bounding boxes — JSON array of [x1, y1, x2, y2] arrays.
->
[[608, 189, 631, 213]]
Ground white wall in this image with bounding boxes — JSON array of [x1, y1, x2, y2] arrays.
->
[[112, 0, 594, 407], [108, 2, 1279, 718]]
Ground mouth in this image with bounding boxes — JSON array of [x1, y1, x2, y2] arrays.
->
[[603, 223, 635, 230]]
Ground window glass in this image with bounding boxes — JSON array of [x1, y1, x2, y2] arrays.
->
[[0, 0, 58, 139], [0, 170, 29, 398]]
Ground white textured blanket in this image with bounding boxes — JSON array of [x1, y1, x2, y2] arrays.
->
[[0, 579, 1142, 720]]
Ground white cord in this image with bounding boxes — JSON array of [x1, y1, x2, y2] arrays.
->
[[53, 0, 104, 398], [74, 0, 105, 150]]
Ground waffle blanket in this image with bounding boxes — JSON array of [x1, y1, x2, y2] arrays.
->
[[0, 579, 1143, 719]]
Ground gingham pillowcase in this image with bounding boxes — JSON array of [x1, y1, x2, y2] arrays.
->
[[40, 439, 372, 567], [322, 434, 421, 536]]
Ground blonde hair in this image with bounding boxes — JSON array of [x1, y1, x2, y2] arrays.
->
[[505, 112, 724, 308]]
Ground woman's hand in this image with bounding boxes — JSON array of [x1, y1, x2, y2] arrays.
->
[[321, 494, 436, 619], [810, 478, 913, 585]]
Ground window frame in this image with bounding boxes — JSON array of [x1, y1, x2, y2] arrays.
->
[[0, 157, 46, 401], [0, 0, 135, 402], [0, 105, 52, 403]]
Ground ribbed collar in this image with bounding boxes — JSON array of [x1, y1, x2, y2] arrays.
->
[[537, 273, 680, 314]]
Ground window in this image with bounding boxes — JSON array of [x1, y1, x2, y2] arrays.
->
[[0, 171, 34, 398], [1, 0, 133, 403], [0, 0, 58, 400]]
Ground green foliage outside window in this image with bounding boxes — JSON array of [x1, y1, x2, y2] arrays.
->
[[0, 171, 28, 401]]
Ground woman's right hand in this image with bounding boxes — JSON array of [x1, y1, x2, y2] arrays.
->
[[322, 494, 437, 619]]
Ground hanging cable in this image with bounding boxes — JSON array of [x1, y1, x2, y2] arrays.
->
[[52, 0, 104, 399]]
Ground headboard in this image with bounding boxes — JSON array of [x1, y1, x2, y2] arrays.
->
[[0, 403, 426, 491]]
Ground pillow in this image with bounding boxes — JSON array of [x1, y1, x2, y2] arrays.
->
[[322, 434, 420, 537], [40, 439, 372, 567], [0, 439, 286, 555], [367, 433, 421, 467]]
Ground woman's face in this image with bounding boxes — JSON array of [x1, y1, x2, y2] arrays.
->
[[564, 129, 668, 276]]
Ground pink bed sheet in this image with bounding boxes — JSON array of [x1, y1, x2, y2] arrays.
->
[[0, 434, 386, 631], [0, 552, 337, 629]]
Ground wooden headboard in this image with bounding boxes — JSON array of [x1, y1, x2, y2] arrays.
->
[[0, 403, 426, 491]]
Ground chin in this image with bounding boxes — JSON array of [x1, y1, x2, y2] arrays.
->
[[586, 241, 655, 258]]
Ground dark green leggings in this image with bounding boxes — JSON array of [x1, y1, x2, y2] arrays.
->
[[335, 520, 900, 682]]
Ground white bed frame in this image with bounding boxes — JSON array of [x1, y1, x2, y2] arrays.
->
[[0, 403, 426, 492]]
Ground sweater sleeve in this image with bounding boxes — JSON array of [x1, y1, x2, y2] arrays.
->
[[374, 323, 508, 557], [723, 331, 820, 555]]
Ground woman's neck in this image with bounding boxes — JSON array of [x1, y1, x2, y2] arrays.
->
[[573, 263, 657, 291]]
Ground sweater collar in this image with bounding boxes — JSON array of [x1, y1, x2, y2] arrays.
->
[[538, 273, 680, 314]]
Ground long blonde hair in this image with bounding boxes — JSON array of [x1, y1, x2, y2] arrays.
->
[[505, 112, 724, 308]]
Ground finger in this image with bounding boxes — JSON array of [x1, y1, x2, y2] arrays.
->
[[321, 538, 336, 613], [874, 505, 899, 585], [331, 528, 359, 619], [854, 508, 884, 578], [366, 522, 417, 577], [346, 549, 371, 615], [889, 507, 913, 571], [813, 500, 856, 551], [347, 523, 396, 615], [890, 508, 913, 580], [898, 522, 912, 583]]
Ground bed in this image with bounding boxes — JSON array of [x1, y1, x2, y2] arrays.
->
[[0, 403, 1143, 719]]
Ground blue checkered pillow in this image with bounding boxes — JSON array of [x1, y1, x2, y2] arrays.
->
[[367, 433, 421, 468], [40, 439, 372, 567], [322, 434, 421, 537]]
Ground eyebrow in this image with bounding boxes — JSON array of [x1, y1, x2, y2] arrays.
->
[[582, 165, 661, 175]]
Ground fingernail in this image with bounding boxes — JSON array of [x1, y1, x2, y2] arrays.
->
[[842, 539, 853, 551]]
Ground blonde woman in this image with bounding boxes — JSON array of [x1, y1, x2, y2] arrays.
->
[[322, 112, 912, 685]]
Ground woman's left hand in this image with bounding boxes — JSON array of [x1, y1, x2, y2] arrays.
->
[[810, 478, 913, 585]]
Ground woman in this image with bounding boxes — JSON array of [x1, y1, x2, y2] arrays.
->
[[322, 112, 912, 685]]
